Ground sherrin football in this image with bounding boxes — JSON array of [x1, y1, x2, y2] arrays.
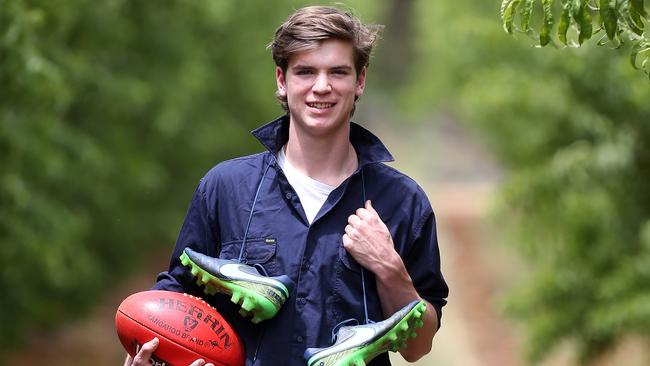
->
[[115, 290, 244, 366]]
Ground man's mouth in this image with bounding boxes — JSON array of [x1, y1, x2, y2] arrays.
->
[[307, 102, 336, 109]]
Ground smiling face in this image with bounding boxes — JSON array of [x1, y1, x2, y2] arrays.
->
[[276, 39, 366, 139]]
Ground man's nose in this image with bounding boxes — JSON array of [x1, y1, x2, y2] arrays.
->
[[312, 73, 332, 93]]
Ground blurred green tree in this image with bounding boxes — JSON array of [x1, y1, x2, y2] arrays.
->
[[399, 0, 650, 363], [0, 1, 384, 361], [0, 0, 317, 359]]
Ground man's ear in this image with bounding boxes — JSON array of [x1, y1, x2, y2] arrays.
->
[[355, 66, 367, 98], [276, 66, 287, 97]]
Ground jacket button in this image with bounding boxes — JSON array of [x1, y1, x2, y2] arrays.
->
[[285, 192, 292, 199], [296, 335, 303, 342], [298, 297, 307, 305]]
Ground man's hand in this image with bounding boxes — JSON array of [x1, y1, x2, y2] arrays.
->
[[123, 337, 214, 366], [343, 200, 400, 275], [343, 200, 438, 362]]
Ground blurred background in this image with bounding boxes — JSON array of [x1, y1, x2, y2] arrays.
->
[[2, 0, 650, 365]]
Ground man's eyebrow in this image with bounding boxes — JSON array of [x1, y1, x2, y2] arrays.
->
[[290, 64, 354, 71], [291, 64, 314, 70]]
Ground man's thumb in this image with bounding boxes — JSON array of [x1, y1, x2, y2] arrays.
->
[[365, 200, 376, 212]]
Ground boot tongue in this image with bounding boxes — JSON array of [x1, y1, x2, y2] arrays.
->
[[333, 326, 356, 344], [237, 264, 261, 276]]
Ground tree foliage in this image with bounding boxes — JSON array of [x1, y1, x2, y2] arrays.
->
[[0, 1, 384, 360], [0, 0, 309, 359], [501, 0, 650, 78], [399, 0, 650, 363]]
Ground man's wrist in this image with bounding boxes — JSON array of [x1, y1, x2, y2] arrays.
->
[[373, 250, 410, 286]]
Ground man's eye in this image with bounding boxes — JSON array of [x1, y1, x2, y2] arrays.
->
[[296, 69, 313, 75], [333, 69, 348, 75]]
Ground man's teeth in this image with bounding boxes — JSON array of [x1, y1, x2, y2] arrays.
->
[[308, 102, 335, 109]]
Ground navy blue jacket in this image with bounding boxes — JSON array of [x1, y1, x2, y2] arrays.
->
[[154, 115, 448, 365]]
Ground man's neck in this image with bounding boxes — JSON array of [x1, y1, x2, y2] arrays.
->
[[285, 123, 358, 187]]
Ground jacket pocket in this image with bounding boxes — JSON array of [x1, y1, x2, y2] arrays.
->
[[335, 241, 383, 325], [338, 242, 362, 274], [219, 237, 280, 274]]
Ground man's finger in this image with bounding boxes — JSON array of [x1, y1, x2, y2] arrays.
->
[[342, 233, 353, 247], [348, 214, 362, 226], [123, 354, 134, 366], [189, 359, 206, 366], [344, 224, 357, 239], [133, 337, 159, 364], [355, 207, 373, 220]]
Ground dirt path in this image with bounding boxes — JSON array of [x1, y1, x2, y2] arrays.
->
[[375, 114, 522, 366], [7, 114, 522, 366]]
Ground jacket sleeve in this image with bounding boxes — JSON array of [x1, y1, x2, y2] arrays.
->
[[152, 177, 220, 295], [404, 210, 449, 327]]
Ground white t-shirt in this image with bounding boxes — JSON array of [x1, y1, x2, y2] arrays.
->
[[277, 147, 336, 224]]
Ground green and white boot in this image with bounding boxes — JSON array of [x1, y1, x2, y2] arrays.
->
[[180, 247, 294, 324], [304, 300, 427, 366]]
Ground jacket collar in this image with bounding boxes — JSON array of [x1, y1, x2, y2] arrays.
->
[[251, 115, 394, 167]]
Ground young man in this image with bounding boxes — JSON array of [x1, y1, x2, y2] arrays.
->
[[126, 6, 447, 366]]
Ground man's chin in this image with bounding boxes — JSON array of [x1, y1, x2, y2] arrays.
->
[[292, 117, 349, 137]]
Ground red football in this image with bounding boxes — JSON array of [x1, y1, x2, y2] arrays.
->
[[116, 290, 244, 366]]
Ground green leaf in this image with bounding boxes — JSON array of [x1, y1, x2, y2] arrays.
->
[[631, 42, 650, 77], [600, 0, 618, 40], [502, 0, 521, 34], [630, 0, 647, 17], [558, 1, 573, 45], [501, 0, 513, 17], [541, 0, 555, 46], [521, 0, 535, 32], [573, 0, 594, 45], [629, 39, 643, 69], [628, 4, 646, 35], [627, 15, 645, 35]]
